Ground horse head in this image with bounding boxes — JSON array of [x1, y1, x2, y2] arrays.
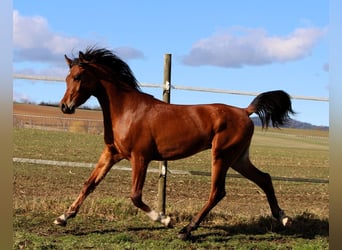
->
[[60, 51, 98, 114]]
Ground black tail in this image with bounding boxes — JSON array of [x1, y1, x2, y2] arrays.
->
[[246, 90, 295, 129]]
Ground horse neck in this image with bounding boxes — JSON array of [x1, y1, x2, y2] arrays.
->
[[95, 80, 140, 144]]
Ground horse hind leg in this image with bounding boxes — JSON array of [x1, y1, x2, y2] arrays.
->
[[54, 146, 122, 226], [178, 157, 228, 240], [231, 149, 290, 227]]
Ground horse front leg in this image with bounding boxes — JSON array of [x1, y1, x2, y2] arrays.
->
[[54, 146, 123, 226], [130, 155, 172, 227]]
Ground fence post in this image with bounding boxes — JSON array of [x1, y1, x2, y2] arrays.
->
[[157, 54, 171, 215]]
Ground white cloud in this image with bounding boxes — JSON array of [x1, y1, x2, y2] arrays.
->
[[13, 90, 31, 103], [13, 10, 144, 67], [182, 26, 326, 68], [13, 10, 85, 64], [114, 46, 145, 60]]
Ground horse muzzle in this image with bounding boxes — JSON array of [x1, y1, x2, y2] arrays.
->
[[61, 102, 76, 114]]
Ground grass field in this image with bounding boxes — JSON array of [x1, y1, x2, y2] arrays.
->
[[13, 126, 329, 249]]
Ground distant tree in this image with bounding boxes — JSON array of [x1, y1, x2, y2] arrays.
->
[[38, 102, 59, 107], [38, 101, 101, 111]]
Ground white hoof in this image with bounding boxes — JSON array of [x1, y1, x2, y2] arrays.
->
[[279, 210, 290, 227], [161, 215, 172, 227], [281, 216, 289, 226], [147, 210, 172, 227]]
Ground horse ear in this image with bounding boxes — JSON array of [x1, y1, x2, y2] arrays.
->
[[79, 51, 85, 62], [64, 55, 72, 68]]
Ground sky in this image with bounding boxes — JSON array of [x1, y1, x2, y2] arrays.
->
[[13, 0, 329, 126]]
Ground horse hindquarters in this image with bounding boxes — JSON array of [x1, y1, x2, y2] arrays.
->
[[178, 115, 254, 239]]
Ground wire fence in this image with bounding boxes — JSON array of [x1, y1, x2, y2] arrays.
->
[[13, 73, 329, 133], [14, 74, 329, 102], [13, 157, 329, 184], [13, 114, 104, 134]]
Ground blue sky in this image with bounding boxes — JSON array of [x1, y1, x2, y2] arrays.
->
[[13, 0, 329, 126]]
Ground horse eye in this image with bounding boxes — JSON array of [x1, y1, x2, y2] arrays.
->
[[73, 75, 81, 81]]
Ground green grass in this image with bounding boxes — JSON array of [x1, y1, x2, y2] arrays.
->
[[13, 128, 329, 249]]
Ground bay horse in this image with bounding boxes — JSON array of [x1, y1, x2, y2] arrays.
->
[[54, 46, 294, 240]]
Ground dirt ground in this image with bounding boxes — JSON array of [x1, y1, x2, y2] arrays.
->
[[13, 103, 103, 120]]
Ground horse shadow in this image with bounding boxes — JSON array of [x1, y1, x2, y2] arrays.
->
[[64, 212, 328, 241], [192, 212, 328, 242], [65, 224, 168, 236]]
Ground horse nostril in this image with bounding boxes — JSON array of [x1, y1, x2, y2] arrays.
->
[[61, 103, 68, 113], [61, 103, 65, 111], [61, 103, 75, 114]]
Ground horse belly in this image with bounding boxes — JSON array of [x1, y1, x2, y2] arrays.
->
[[155, 130, 211, 160]]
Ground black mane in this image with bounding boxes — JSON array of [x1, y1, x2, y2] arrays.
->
[[75, 46, 141, 91]]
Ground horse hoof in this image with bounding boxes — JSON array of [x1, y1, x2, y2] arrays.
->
[[53, 216, 67, 227], [161, 215, 173, 228], [278, 210, 291, 227], [177, 232, 191, 240], [281, 216, 289, 227], [177, 228, 191, 240], [281, 216, 292, 227]]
